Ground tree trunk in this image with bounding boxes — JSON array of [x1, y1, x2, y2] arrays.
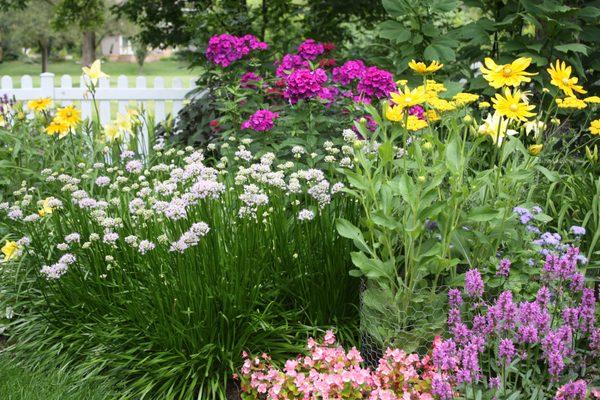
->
[[82, 31, 96, 66], [39, 41, 49, 73], [261, 0, 267, 41]]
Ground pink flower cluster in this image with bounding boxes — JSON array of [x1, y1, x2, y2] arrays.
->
[[284, 68, 328, 104], [332, 60, 366, 85], [357, 66, 397, 99], [276, 54, 311, 78], [239, 331, 436, 399], [297, 39, 325, 60], [205, 34, 268, 67], [241, 109, 280, 131]]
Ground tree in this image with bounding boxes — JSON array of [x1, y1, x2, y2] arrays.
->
[[0, 1, 77, 72], [0, 0, 107, 67], [113, 0, 386, 53], [52, 0, 106, 66]]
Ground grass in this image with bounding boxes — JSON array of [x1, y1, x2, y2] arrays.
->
[[0, 351, 115, 400], [0, 59, 201, 88]]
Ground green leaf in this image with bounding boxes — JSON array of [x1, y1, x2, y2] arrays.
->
[[430, 0, 460, 13], [424, 42, 455, 62], [378, 20, 411, 42], [381, 0, 409, 17], [467, 206, 500, 222], [350, 252, 394, 280], [554, 43, 589, 56], [336, 218, 370, 253], [445, 137, 461, 175]]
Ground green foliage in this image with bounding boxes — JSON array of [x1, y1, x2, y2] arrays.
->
[[377, 0, 462, 71], [114, 0, 385, 55], [337, 105, 552, 351], [0, 352, 115, 400], [376, 0, 600, 87]]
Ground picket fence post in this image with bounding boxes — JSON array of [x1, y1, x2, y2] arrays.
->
[[0, 72, 197, 125]]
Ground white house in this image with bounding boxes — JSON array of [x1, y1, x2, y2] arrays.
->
[[100, 35, 173, 62]]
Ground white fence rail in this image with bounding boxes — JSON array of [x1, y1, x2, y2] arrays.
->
[[0, 72, 196, 124]]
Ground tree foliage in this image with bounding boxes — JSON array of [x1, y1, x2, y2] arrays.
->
[[113, 0, 386, 53]]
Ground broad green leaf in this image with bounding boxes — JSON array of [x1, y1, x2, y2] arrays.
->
[[445, 137, 461, 175], [381, 0, 409, 17], [378, 20, 411, 42], [554, 43, 589, 55], [336, 218, 370, 253]]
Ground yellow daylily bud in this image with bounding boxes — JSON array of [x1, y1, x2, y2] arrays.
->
[[585, 145, 598, 163], [528, 144, 543, 156]]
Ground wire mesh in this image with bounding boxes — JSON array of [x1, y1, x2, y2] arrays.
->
[[359, 278, 449, 365]]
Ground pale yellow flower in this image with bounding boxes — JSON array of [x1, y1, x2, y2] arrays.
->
[[38, 197, 54, 217], [82, 59, 109, 85], [478, 112, 518, 146], [105, 122, 124, 143], [1, 240, 20, 262]]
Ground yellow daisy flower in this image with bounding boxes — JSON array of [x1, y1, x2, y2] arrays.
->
[[56, 105, 81, 128], [547, 60, 587, 97], [590, 119, 600, 135], [556, 97, 587, 110], [408, 60, 443, 75], [27, 98, 52, 112], [390, 86, 427, 110], [1, 240, 20, 262], [480, 57, 537, 88], [45, 119, 70, 138], [492, 88, 536, 121]]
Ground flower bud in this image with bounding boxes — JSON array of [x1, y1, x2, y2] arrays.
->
[[528, 144, 543, 156], [585, 145, 598, 163]]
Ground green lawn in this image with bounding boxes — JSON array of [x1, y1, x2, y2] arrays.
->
[[0, 352, 115, 400], [0, 59, 200, 88]]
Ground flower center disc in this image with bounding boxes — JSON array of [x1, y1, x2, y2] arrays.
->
[[503, 67, 512, 76], [509, 104, 518, 112]]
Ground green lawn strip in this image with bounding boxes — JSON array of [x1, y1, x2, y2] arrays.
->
[[0, 59, 200, 88], [0, 349, 116, 400]]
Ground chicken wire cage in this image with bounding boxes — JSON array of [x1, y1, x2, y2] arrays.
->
[[358, 278, 449, 368]]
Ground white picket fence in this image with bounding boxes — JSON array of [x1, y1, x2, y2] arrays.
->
[[0, 72, 197, 124]]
